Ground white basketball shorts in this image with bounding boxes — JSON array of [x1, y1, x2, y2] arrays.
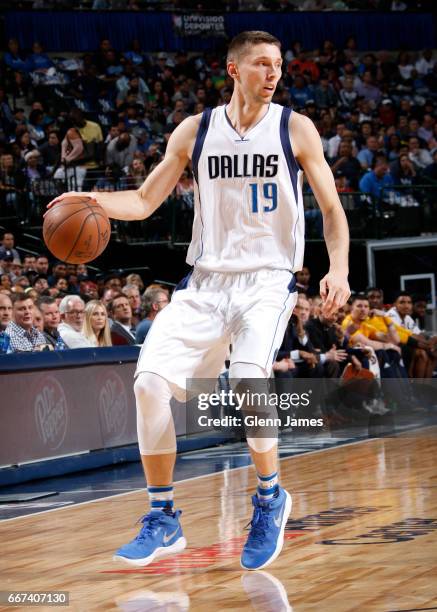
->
[[135, 268, 298, 389]]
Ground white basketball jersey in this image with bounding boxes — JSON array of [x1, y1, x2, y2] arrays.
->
[[186, 103, 305, 273]]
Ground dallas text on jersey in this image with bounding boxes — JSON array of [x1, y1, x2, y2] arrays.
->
[[207, 154, 279, 179]]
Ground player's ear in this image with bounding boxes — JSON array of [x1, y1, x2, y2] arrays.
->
[[227, 61, 238, 80]]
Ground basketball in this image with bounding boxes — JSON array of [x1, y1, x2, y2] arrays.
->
[[43, 196, 111, 264]]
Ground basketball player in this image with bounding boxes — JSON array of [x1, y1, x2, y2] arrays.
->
[[50, 31, 350, 570]]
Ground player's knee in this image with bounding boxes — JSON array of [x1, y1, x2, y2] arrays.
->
[[134, 372, 170, 405], [246, 437, 278, 453]]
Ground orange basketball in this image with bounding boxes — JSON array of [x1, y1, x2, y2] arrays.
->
[[43, 196, 111, 264]]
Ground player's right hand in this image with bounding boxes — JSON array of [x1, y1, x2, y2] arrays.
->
[[46, 191, 97, 213]]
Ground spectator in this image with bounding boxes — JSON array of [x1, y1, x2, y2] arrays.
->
[[125, 273, 144, 292], [418, 114, 435, 145], [24, 150, 46, 183], [0, 232, 20, 263], [58, 295, 93, 348], [109, 293, 136, 345], [295, 266, 312, 295], [313, 76, 337, 109], [355, 70, 382, 104], [48, 261, 67, 286], [387, 292, 437, 378], [27, 109, 46, 144], [79, 280, 99, 302], [31, 273, 49, 295], [1, 274, 12, 291], [176, 170, 194, 208], [367, 287, 430, 379], [274, 296, 323, 379], [35, 255, 49, 275], [105, 132, 137, 171], [0, 293, 13, 330], [122, 283, 142, 327], [4, 38, 31, 73], [412, 296, 427, 330], [53, 127, 87, 191], [387, 293, 423, 334], [22, 255, 37, 273], [28, 41, 54, 72], [330, 140, 362, 189], [327, 123, 346, 159], [101, 287, 120, 310], [389, 153, 418, 185], [288, 49, 320, 81], [339, 75, 358, 109], [69, 108, 103, 170], [16, 130, 38, 159], [122, 158, 147, 190], [397, 51, 414, 81], [38, 131, 61, 172], [305, 310, 348, 377], [415, 49, 435, 77], [135, 286, 169, 344], [5, 294, 48, 352], [82, 299, 112, 347], [357, 135, 380, 170], [408, 137, 432, 170], [288, 76, 313, 109], [0, 154, 27, 217], [342, 295, 398, 351], [359, 157, 394, 200], [33, 305, 45, 333], [424, 149, 437, 181], [37, 296, 65, 348]]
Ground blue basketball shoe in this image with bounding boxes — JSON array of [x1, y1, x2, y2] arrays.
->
[[241, 487, 292, 570], [113, 509, 186, 567]]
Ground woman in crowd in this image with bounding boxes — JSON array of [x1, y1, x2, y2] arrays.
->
[[82, 299, 112, 347]]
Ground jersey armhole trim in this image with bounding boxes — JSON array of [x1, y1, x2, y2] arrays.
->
[[280, 107, 301, 202], [192, 107, 213, 183]]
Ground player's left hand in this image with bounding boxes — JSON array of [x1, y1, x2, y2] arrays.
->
[[320, 271, 350, 318]]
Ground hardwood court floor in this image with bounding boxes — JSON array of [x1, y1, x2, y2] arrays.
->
[[1, 427, 436, 612]]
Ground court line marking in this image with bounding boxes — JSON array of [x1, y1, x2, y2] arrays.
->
[[1, 427, 434, 523]]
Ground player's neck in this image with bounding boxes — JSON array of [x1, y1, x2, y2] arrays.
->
[[225, 95, 270, 137]]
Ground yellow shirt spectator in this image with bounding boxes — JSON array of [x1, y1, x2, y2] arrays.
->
[[78, 121, 103, 169], [367, 314, 411, 344], [342, 314, 380, 344]]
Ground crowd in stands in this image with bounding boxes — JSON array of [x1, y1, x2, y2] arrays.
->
[[1, 36, 437, 231], [0, 230, 170, 353], [1, 231, 435, 383], [273, 266, 436, 382]]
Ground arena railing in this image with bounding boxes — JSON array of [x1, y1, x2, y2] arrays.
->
[[378, 184, 437, 239], [25, 176, 437, 244]]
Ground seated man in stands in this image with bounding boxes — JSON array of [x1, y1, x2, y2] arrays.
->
[[37, 296, 66, 349], [305, 308, 348, 378], [341, 294, 419, 395], [0, 232, 21, 263], [0, 293, 13, 331], [58, 295, 93, 348], [387, 292, 436, 378], [109, 293, 136, 345], [5, 294, 48, 352], [342, 295, 400, 356], [122, 283, 142, 327], [135, 286, 170, 344], [274, 296, 324, 379]]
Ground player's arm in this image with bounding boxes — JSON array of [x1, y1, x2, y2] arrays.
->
[[291, 113, 351, 317], [48, 116, 200, 221]]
